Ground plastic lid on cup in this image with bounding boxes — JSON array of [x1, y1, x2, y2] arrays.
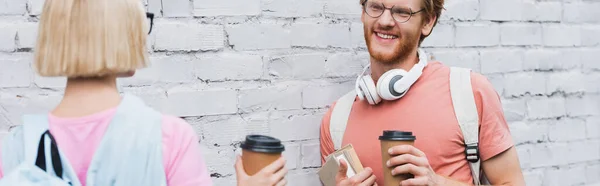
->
[[241, 135, 285, 153], [378, 130, 416, 141]]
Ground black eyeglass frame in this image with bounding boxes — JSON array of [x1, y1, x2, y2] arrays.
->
[[361, 0, 424, 23], [146, 12, 154, 34]]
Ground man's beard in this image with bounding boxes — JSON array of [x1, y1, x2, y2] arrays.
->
[[364, 27, 419, 64]]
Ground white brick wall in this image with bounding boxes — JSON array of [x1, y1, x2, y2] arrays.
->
[[1, 0, 599, 185]]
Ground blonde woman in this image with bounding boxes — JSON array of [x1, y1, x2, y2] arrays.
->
[[0, 0, 213, 185]]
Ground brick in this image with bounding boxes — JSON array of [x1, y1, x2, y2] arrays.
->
[[566, 95, 600, 117], [323, 0, 361, 17], [0, 0, 26, 15], [165, 88, 237, 117], [262, 0, 323, 17], [586, 116, 600, 139], [479, 0, 522, 21], [563, 2, 600, 23], [301, 143, 321, 168], [147, 0, 162, 17], [16, 22, 37, 49], [543, 25, 581, 47], [581, 49, 600, 70], [226, 24, 291, 50], [421, 22, 454, 47], [504, 72, 545, 97], [201, 145, 237, 176], [291, 23, 351, 48], [0, 112, 11, 131], [287, 170, 322, 186], [587, 163, 600, 183], [351, 22, 366, 48], [0, 54, 31, 88], [455, 23, 499, 47], [202, 115, 253, 146], [509, 121, 548, 144], [502, 99, 527, 122], [193, 0, 260, 16], [543, 166, 586, 186], [585, 74, 600, 94], [121, 87, 167, 112], [439, 0, 478, 21], [0, 22, 17, 52], [302, 82, 354, 109], [268, 53, 326, 79], [526, 97, 566, 119], [582, 26, 600, 47], [500, 23, 542, 46], [282, 143, 300, 169], [238, 84, 303, 113], [523, 169, 543, 186], [548, 118, 587, 142], [196, 53, 263, 81], [486, 74, 505, 96], [162, 0, 191, 17], [155, 21, 224, 51], [547, 71, 586, 94], [522, 1, 562, 22], [269, 113, 323, 141], [516, 144, 531, 169], [0, 93, 62, 124], [524, 49, 581, 71], [120, 55, 195, 86], [429, 49, 480, 72], [529, 143, 566, 167], [324, 52, 367, 78], [480, 49, 524, 74], [34, 75, 66, 89], [27, 0, 43, 16]]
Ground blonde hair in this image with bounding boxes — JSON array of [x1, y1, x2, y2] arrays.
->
[[34, 0, 149, 78]]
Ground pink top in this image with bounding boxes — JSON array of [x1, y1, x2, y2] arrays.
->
[[0, 107, 213, 186]]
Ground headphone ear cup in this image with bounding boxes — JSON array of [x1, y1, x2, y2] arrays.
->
[[377, 69, 407, 101], [359, 75, 381, 105]]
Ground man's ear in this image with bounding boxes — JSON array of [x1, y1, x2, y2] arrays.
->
[[421, 15, 437, 37]]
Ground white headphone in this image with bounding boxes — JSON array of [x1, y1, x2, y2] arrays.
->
[[355, 49, 428, 105]]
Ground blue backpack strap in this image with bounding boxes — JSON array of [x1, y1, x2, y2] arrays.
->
[[1, 115, 49, 173], [86, 94, 166, 186]]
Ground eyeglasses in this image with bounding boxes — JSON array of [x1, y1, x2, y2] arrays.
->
[[362, 0, 424, 23], [146, 12, 154, 34]]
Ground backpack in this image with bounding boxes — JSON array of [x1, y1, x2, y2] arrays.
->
[[0, 94, 167, 186], [328, 67, 489, 185]]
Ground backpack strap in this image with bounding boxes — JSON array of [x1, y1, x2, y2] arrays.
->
[[449, 67, 482, 185], [329, 91, 356, 150]]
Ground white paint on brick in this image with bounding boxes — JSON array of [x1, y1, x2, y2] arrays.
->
[[586, 116, 600, 139], [523, 169, 544, 186], [524, 49, 581, 71], [521, 1, 562, 22], [504, 72, 546, 97], [27, 0, 43, 16], [0, 91, 62, 124], [147, 0, 162, 17], [587, 163, 600, 183], [502, 98, 527, 122], [563, 2, 600, 23], [226, 24, 290, 50], [34, 75, 66, 89], [509, 121, 548, 145], [268, 53, 326, 79], [323, 0, 361, 17], [485, 74, 505, 96], [439, 0, 478, 21], [201, 145, 237, 177], [262, 0, 323, 17], [455, 22, 499, 47], [526, 97, 566, 119], [585, 74, 600, 94], [162, 0, 191, 17], [287, 170, 322, 186], [0, 0, 26, 15], [421, 22, 454, 47], [566, 95, 600, 117], [291, 23, 351, 48], [546, 71, 586, 94], [480, 49, 524, 74], [16, 21, 36, 49], [500, 23, 542, 46], [324, 52, 367, 78], [479, 0, 522, 21], [121, 86, 167, 112], [193, 0, 260, 16], [302, 81, 354, 109], [350, 22, 366, 48], [238, 84, 303, 113], [0, 53, 31, 88], [301, 143, 321, 168], [282, 143, 299, 169], [430, 49, 480, 72], [581, 49, 600, 71], [269, 112, 323, 141], [195, 53, 263, 81], [0, 21, 16, 51], [582, 26, 600, 47], [165, 88, 237, 117], [155, 21, 224, 51], [548, 118, 587, 142], [543, 24, 581, 47], [543, 166, 587, 186]]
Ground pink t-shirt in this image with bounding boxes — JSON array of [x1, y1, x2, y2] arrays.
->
[[0, 107, 213, 186]]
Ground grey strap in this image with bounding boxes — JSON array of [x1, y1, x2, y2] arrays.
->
[[329, 91, 356, 150]]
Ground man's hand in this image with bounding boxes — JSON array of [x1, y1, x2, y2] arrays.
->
[[386, 145, 442, 186], [235, 155, 288, 186], [336, 159, 378, 186]]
